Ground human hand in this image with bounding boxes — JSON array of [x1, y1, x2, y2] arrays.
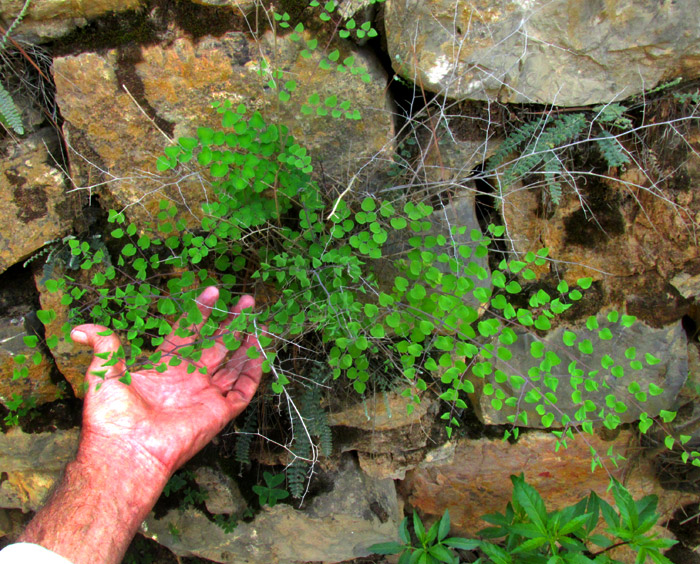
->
[[70, 286, 263, 481]]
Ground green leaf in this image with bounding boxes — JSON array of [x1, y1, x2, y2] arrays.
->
[[36, 310, 56, 325], [369, 542, 404, 555], [512, 474, 548, 533], [437, 509, 451, 541]]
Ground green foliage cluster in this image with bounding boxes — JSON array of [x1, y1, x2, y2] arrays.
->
[[487, 105, 632, 205], [371, 508, 476, 564], [252, 471, 289, 507], [18, 89, 695, 467], [163, 470, 208, 508], [11, 0, 698, 503], [23, 96, 697, 476], [0, 0, 30, 135], [2, 392, 36, 426], [371, 475, 675, 564]]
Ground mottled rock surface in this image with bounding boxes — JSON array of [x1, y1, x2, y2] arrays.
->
[[0, 129, 74, 274], [143, 455, 400, 564], [385, 0, 700, 106], [53, 28, 392, 227], [471, 315, 688, 427], [400, 431, 697, 538], [0, 0, 144, 42], [0, 427, 79, 512], [193, 466, 246, 516]]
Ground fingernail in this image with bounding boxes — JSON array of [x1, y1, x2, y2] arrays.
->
[[71, 330, 87, 341]]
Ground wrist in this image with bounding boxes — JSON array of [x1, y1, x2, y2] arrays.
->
[[19, 435, 172, 564], [76, 432, 172, 493]]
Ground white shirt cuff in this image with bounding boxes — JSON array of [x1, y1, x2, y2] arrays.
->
[[0, 542, 73, 563]]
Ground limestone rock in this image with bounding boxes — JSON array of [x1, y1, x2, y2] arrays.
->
[[53, 28, 392, 228], [0, 0, 144, 42], [400, 430, 696, 537], [385, 0, 700, 106], [471, 315, 687, 428], [328, 391, 432, 431], [671, 271, 700, 300], [0, 129, 74, 275], [0, 307, 60, 409], [193, 467, 246, 516], [0, 427, 79, 512], [330, 392, 438, 476], [143, 455, 400, 564]]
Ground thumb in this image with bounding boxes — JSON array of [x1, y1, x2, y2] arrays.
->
[[71, 325, 127, 384]]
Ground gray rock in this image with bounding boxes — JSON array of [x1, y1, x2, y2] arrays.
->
[[385, 0, 700, 106], [142, 455, 400, 564], [472, 315, 688, 427], [193, 466, 247, 516]]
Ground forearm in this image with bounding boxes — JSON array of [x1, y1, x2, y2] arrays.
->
[[18, 441, 170, 564]]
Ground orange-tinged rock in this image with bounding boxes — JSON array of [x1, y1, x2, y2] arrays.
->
[[0, 309, 60, 409], [0, 427, 79, 512], [53, 28, 392, 230], [400, 431, 697, 538], [0, 130, 75, 275]]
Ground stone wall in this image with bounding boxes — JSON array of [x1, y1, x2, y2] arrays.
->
[[1, 1, 700, 563]]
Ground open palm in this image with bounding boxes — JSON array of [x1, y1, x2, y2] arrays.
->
[[71, 286, 263, 477]]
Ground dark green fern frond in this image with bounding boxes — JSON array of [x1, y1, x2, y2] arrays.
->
[[489, 113, 587, 201], [596, 129, 630, 169], [0, 82, 23, 134], [487, 117, 546, 171], [235, 403, 258, 465], [543, 153, 565, 205]]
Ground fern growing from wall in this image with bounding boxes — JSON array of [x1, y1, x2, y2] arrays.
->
[[0, 0, 31, 135], [287, 364, 333, 498], [487, 108, 631, 205]]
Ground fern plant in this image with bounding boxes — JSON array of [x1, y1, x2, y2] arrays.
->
[[0, 0, 31, 135], [287, 364, 333, 498], [487, 108, 631, 205]]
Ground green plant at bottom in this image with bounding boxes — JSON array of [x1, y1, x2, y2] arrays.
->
[[370, 509, 477, 564], [252, 471, 289, 508], [371, 475, 675, 564]]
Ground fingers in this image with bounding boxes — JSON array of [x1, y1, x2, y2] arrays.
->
[[200, 294, 257, 371], [212, 332, 264, 418], [71, 324, 126, 385], [159, 286, 221, 354]]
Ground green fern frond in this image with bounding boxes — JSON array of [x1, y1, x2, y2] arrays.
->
[[543, 154, 565, 206], [0, 82, 23, 134], [489, 113, 586, 199], [596, 129, 630, 169], [0, 0, 31, 52], [487, 118, 546, 171], [234, 404, 258, 465]]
